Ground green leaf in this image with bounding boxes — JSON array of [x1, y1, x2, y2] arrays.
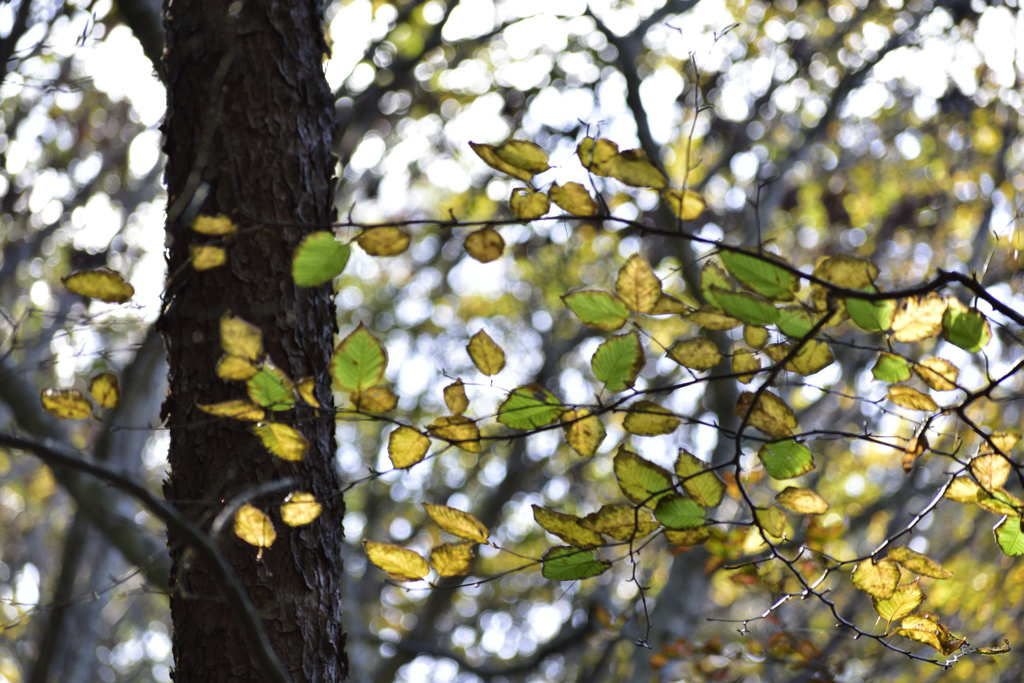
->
[[994, 516, 1024, 556], [758, 439, 815, 479], [667, 337, 721, 371], [846, 288, 896, 332], [775, 306, 818, 338], [292, 231, 351, 287], [591, 331, 644, 393], [331, 325, 387, 393], [497, 384, 563, 430], [674, 450, 725, 508], [753, 506, 786, 537], [653, 495, 705, 529], [563, 290, 630, 331], [700, 261, 732, 308], [579, 505, 660, 541], [613, 446, 673, 507], [719, 250, 798, 301], [541, 546, 611, 580], [872, 352, 911, 383], [622, 400, 679, 436], [247, 364, 296, 411], [532, 505, 604, 548], [942, 300, 992, 352], [713, 289, 779, 326]]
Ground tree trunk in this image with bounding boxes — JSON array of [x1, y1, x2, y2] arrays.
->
[[159, 0, 345, 681]]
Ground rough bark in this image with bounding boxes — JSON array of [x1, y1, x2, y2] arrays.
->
[[159, 0, 345, 681]]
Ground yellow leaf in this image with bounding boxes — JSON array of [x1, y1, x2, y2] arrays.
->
[[196, 399, 265, 422], [887, 386, 939, 412], [253, 422, 309, 461], [492, 139, 550, 174], [430, 542, 475, 577], [388, 426, 431, 469], [463, 228, 505, 263], [89, 373, 120, 409], [667, 337, 721, 371], [561, 408, 606, 458], [662, 188, 705, 220], [732, 349, 760, 383], [234, 504, 276, 552], [357, 226, 410, 256], [616, 254, 662, 313], [296, 377, 321, 408], [891, 292, 947, 343], [944, 477, 984, 503], [426, 415, 481, 453], [609, 149, 668, 188], [192, 214, 237, 235], [467, 330, 505, 376], [469, 142, 534, 181], [744, 325, 768, 348], [735, 391, 798, 439], [685, 305, 742, 330], [220, 313, 263, 362], [443, 380, 469, 415], [363, 540, 429, 581], [423, 503, 489, 543], [576, 137, 619, 176], [971, 453, 1011, 490], [509, 187, 550, 220], [280, 492, 322, 526], [989, 431, 1021, 454], [775, 486, 829, 514], [623, 401, 679, 436], [549, 182, 598, 216], [216, 354, 259, 381], [650, 293, 690, 315], [190, 244, 227, 270], [62, 269, 134, 304], [350, 385, 398, 413], [40, 388, 93, 420], [852, 558, 900, 599], [914, 357, 958, 391]]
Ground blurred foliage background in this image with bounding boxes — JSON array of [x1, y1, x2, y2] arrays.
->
[[1, 0, 1023, 682]]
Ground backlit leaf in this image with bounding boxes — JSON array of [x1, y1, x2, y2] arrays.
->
[[614, 446, 673, 507], [332, 324, 387, 393], [221, 313, 263, 362], [509, 187, 550, 220], [662, 188, 705, 219], [252, 422, 308, 461], [903, 435, 928, 473], [649, 293, 690, 315], [533, 505, 604, 548], [913, 357, 958, 391], [753, 506, 786, 537], [280, 492, 322, 526], [575, 137, 619, 176], [944, 477, 985, 503], [430, 542, 475, 577], [292, 231, 350, 287], [423, 503, 489, 543], [700, 261, 732, 308], [654, 495, 705, 530], [994, 516, 1024, 556], [814, 254, 879, 289], [775, 487, 829, 514], [296, 377, 320, 408], [497, 384, 563, 430], [579, 504, 659, 541], [665, 527, 713, 546], [732, 349, 760, 383], [976, 489, 1023, 517], [469, 141, 534, 181], [357, 226, 410, 256], [686, 305, 742, 330], [788, 340, 834, 376], [675, 450, 724, 508], [873, 353, 911, 383], [63, 269, 134, 303], [426, 415, 481, 453], [887, 386, 938, 412], [549, 182, 598, 216], [388, 426, 431, 469], [888, 547, 952, 579], [463, 228, 505, 263], [89, 373, 120, 409], [623, 401, 679, 436], [852, 558, 900, 599], [744, 325, 768, 348], [846, 288, 896, 333], [758, 439, 814, 479], [971, 453, 1011, 490], [897, 613, 965, 656], [40, 388, 92, 420], [190, 244, 226, 270], [492, 139, 550, 174], [216, 354, 259, 381], [720, 250, 798, 301], [591, 331, 644, 392], [776, 306, 818, 338], [892, 293, 947, 343], [443, 380, 469, 415], [541, 546, 611, 580], [667, 337, 721, 371], [563, 290, 630, 331], [192, 214, 237, 235], [350, 385, 398, 413], [608, 148, 668, 188], [942, 299, 991, 352], [872, 581, 925, 628], [467, 330, 506, 375], [364, 540, 429, 581], [713, 289, 779, 326], [616, 254, 662, 314], [234, 505, 276, 551], [196, 399, 264, 422], [247, 364, 296, 411], [736, 391, 798, 439], [561, 408, 606, 458]]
